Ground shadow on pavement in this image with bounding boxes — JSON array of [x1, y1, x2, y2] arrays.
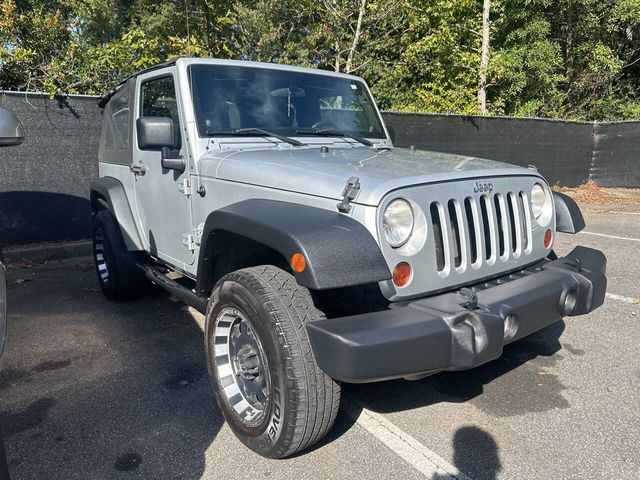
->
[[0, 260, 222, 479], [433, 426, 501, 480]]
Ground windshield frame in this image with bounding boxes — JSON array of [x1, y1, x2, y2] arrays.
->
[[186, 63, 389, 143]]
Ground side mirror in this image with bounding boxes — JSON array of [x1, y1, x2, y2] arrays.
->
[[137, 116, 174, 150], [136, 117, 185, 172], [0, 108, 25, 147]]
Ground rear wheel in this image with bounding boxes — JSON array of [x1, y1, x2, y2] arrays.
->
[[93, 209, 150, 300], [205, 265, 340, 458]]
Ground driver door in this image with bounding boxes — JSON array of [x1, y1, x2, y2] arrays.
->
[[132, 71, 195, 267]]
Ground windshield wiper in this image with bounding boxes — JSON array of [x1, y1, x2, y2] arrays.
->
[[296, 128, 374, 147], [206, 128, 304, 147]]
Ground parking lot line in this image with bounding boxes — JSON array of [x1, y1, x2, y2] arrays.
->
[[582, 208, 640, 216], [342, 395, 472, 480], [579, 231, 640, 242], [606, 292, 640, 305]]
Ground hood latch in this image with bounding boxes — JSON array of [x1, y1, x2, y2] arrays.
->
[[337, 176, 361, 214]]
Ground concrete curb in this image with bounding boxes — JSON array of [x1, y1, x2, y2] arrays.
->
[[1, 239, 92, 264]]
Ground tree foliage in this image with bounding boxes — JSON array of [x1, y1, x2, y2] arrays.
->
[[1, 0, 638, 120]]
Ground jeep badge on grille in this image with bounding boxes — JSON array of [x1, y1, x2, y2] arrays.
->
[[473, 181, 494, 193]]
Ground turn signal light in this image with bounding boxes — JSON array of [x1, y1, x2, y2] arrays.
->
[[544, 229, 553, 249], [291, 252, 306, 273], [392, 262, 412, 287]]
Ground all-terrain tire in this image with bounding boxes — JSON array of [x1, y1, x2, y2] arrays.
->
[[205, 265, 341, 458], [92, 209, 150, 300]]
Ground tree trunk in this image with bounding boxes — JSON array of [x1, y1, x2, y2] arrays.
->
[[565, 5, 574, 88], [203, 0, 213, 56], [346, 0, 367, 74], [477, 0, 490, 115]]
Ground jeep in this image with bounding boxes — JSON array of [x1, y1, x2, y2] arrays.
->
[[91, 58, 607, 458]]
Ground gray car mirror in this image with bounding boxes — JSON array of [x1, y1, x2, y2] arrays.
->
[[0, 108, 25, 147]]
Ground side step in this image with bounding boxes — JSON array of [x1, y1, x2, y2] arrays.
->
[[138, 264, 208, 314]]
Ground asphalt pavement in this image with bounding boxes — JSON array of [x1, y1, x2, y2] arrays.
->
[[0, 202, 638, 480]]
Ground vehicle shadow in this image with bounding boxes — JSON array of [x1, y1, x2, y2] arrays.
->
[[314, 320, 565, 476], [345, 319, 566, 415], [0, 260, 221, 479]]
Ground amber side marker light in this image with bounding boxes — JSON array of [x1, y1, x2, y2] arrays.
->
[[544, 229, 553, 249], [392, 262, 412, 287], [291, 252, 306, 273]]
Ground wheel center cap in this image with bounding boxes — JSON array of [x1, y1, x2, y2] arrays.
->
[[236, 345, 261, 380]]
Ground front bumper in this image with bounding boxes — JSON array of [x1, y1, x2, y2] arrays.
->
[[307, 246, 607, 383]]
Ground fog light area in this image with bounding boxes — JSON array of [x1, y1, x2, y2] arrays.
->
[[504, 314, 518, 340], [563, 290, 577, 315]]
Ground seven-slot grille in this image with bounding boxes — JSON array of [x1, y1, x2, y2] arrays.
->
[[428, 191, 533, 277]]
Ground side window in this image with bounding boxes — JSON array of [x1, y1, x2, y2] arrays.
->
[[139, 76, 182, 149], [111, 94, 129, 149], [103, 88, 129, 150]]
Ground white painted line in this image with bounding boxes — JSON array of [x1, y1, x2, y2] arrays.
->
[[582, 208, 640, 216], [579, 231, 640, 242], [606, 293, 640, 305], [342, 395, 472, 480]]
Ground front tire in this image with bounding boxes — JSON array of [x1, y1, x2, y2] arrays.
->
[[93, 209, 150, 300], [205, 266, 340, 458]]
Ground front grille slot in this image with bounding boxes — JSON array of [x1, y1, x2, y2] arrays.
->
[[494, 194, 507, 258], [464, 197, 478, 265], [426, 188, 534, 278], [480, 195, 493, 261], [430, 202, 446, 272], [507, 193, 518, 252], [447, 200, 463, 268], [518, 192, 530, 252]]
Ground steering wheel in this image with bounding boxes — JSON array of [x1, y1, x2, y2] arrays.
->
[[311, 121, 339, 130]]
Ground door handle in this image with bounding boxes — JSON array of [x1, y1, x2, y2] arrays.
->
[[130, 164, 146, 175]]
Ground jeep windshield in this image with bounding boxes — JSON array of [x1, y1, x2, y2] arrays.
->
[[188, 64, 386, 142]]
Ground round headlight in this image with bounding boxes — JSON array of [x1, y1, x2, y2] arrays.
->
[[383, 199, 414, 247], [531, 183, 547, 215]]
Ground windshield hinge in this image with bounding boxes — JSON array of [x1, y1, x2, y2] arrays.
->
[[194, 223, 204, 246], [178, 178, 191, 197], [182, 233, 196, 251], [337, 176, 361, 214]]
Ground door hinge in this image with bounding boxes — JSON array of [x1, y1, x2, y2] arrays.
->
[[182, 233, 196, 251], [130, 164, 146, 175], [178, 178, 192, 196], [337, 176, 361, 214]]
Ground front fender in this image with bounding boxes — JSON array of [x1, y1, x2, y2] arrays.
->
[[196, 199, 391, 293], [553, 191, 585, 234]]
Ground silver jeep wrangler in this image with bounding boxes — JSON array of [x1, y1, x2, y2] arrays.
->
[[92, 58, 607, 458]]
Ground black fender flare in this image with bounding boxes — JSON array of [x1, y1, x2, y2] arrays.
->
[[90, 177, 144, 251], [195, 199, 391, 294], [553, 191, 585, 234]]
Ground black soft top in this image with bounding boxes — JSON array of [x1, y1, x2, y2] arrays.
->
[[97, 58, 181, 108]]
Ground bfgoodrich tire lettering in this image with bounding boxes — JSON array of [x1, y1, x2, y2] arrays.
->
[[205, 266, 341, 458], [92, 209, 150, 300]]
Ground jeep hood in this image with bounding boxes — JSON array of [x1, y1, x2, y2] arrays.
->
[[208, 146, 537, 206]]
